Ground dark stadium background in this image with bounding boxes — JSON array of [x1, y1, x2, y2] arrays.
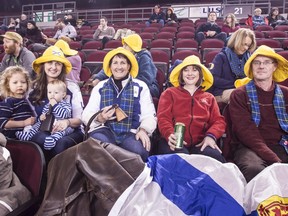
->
[[2, 0, 221, 12]]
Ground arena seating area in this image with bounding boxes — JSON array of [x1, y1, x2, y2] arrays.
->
[[24, 18, 288, 103]]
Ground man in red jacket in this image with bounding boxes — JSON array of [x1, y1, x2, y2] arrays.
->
[[230, 45, 288, 182]]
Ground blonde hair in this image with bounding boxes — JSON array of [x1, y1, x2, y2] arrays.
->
[[227, 28, 257, 52], [47, 80, 67, 96], [0, 66, 31, 98], [224, 13, 237, 28], [254, 8, 262, 13]]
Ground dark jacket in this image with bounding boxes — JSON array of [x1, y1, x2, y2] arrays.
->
[[196, 22, 221, 34], [148, 12, 165, 23], [36, 138, 145, 216], [165, 13, 178, 23], [25, 28, 44, 45], [209, 49, 249, 96], [266, 15, 286, 27]]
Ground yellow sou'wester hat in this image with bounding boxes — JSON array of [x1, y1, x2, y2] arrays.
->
[[32, 46, 72, 74], [169, 55, 214, 91], [103, 47, 139, 78]]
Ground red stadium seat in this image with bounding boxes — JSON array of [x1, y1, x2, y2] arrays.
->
[[103, 40, 122, 51], [150, 49, 170, 76], [160, 26, 178, 34], [142, 27, 159, 34], [176, 31, 195, 40], [256, 39, 283, 51], [82, 41, 102, 55], [150, 39, 173, 59], [277, 50, 288, 60], [200, 39, 224, 62], [69, 41, 82, 50], [255, 25, 274, 32], [172, 50, 201, 64], [83, 50, 107, 74], [275, 25, 288, 32], [254, 31, 265, 39], [80, 66, 92, 83], [282, 39, 288, 50], [6, 139, 46, 215], [178, 26, 195, 32], [174, 39, 198, 52], [155, 32, 175, 41], [204, 50, 220, 67], [265, 30, 287, 39], [139, 32, 154, 48]]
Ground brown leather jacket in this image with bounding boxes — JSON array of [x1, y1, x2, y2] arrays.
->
[[36, 138, 145, 216]]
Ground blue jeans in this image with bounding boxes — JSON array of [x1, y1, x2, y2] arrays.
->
[[145, 19, 164, 27], [158, 137, 226, 163], [90, 127, 149, 162], [31, 128, 84, 161]]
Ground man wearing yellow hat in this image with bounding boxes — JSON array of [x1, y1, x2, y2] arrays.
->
[[0, 32, 35, 78], [89, 34, 159, 98], [229, 45, 288, 182]]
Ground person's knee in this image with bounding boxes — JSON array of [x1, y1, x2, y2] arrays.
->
[[242, 163, 265, 182]]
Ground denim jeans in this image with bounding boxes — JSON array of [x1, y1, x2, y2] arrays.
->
[[90, 127, 149, 162]]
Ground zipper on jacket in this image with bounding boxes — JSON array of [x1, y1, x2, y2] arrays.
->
[[188, 97, 194, 144]]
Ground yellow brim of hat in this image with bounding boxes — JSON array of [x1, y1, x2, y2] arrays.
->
[[234, 77, 252, 88], [169, 55, 214, 91], [55, 39, 78, 56], [244, 45, 288, 82], [103, 47, 138, 78]]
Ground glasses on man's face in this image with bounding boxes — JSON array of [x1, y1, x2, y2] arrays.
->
[[252, 60, 275, 66]]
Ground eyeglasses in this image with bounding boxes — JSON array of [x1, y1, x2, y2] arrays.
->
[[252, 60, 275, 66]]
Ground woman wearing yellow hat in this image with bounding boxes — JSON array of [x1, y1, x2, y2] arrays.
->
[[55, 39, 82, 83], [28, 45, 84, 160], [157, 55, 226, 162], [82, 47, 157, 162], [89, 34, 159, 98]]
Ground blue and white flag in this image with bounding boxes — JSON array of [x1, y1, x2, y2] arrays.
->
[[109, 154, 288, 216]]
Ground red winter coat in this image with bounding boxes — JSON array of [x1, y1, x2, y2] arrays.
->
[[157, 87, 226, 146]]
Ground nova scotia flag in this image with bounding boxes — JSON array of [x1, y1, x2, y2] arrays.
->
[[109, 154, 246, 216], [109, 154, 288, 216]]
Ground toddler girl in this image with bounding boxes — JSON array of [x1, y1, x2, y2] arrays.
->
[[0, 66, 35, 138]]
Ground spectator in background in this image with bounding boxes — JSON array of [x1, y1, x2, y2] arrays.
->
[[113, 28, 135, 40], [252, 8, 268, 29], [0, 32, 36, 79], [7, 18, 17, 31], [17, 14, 28, 37], [229, 45, 288, 182], [157, 55, 226, 162], [16, 14, 28, 37], [24, 20, 44, 46], [195, 11, 227, 45], [267, 7, 287, 27], [43, 18, 77, 45], [55, 39, 82, 83], [146, 5, 165, 27], [208, 28, 256, 103], [221, 13, 240, 36], [93, 16, 115, 49], [165, 7, 178, 25], [88, 34, 160, 98], [65, 14, 77, 27]]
